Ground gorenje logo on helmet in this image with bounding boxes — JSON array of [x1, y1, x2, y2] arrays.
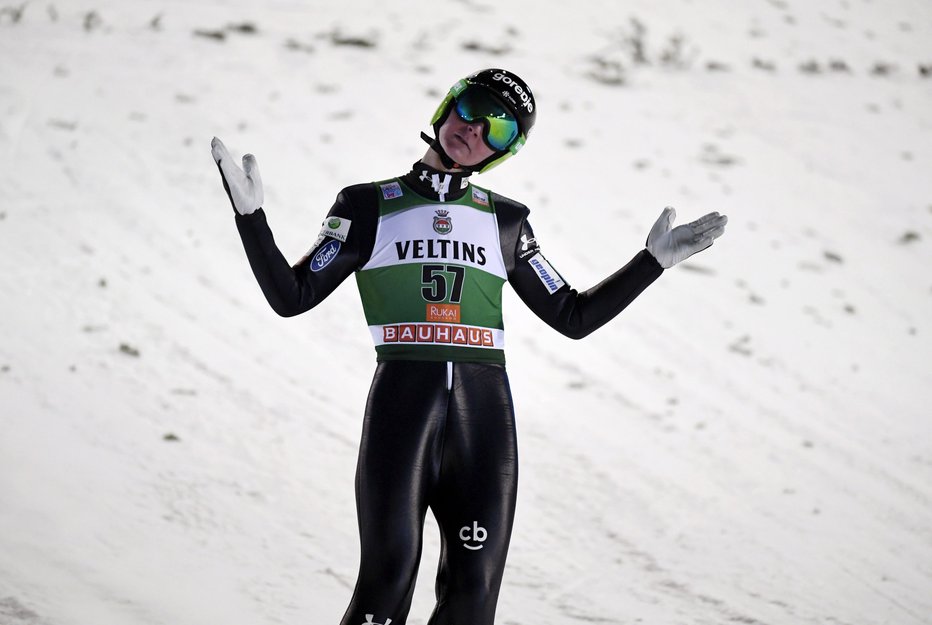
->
[[492, 72, 533, 113]]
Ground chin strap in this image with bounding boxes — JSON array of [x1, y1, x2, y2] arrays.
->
[[420, 131, 462, 170]]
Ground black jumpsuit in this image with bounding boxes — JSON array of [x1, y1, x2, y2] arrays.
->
[[232, 163, 663, 624]]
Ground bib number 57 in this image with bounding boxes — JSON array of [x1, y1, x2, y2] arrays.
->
[[421, 264, 465, 303]]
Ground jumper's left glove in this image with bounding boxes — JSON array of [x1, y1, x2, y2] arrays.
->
[[211, 136, 263, 215], [646, 206, 728, 269]]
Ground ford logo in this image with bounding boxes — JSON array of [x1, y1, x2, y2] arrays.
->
[[310, 240, 341, 272]]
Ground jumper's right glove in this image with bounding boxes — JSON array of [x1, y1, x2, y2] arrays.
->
[[646, 206, 728, 269], [211, 136, 263, 215]]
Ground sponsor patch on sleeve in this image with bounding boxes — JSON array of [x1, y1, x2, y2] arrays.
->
[[518, 233, 540, 259], [380, 181, 403, 200], [527, 253, 565, 294], [310, 239, 341, 272], [320, 216, 352, 242], [471, 187, 489, 206]]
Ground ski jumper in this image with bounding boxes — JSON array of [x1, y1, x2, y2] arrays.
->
[[234, 163, 664, 624]]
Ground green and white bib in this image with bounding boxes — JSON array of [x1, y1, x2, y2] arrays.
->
[[355, 178, 508, 363]]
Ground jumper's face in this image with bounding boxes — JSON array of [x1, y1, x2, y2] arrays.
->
[[438, 109, 497, 167]]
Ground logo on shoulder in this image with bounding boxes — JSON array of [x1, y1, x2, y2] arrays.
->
[[528, 252, 565, 294], [518, 233, 539, 258], [433, 209, 453, 235], [310, 239, 341, 272], [471, 187, 489, 206], [380, 182, 403, 200], [320, 216, 352, 242]]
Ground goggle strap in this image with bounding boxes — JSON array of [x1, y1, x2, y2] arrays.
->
[[431, 79, 469, 125], [449, 79, 469, 98]]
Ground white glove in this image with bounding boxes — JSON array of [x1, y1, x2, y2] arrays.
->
[[646, 206, 728, 269], [211, 136, 263, 215]]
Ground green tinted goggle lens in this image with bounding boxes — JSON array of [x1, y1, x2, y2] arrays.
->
[[454, 88, 519, 151]]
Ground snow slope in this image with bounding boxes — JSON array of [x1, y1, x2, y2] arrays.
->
[[1, 1, 931, 624]]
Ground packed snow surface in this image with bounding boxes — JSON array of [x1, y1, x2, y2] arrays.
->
[[1, 0, 931, 623]]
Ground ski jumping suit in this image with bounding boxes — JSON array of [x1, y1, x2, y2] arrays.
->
[[234, 164, 664, 625]]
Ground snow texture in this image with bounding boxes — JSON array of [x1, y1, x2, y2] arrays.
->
[[1, 0, 930, 624]]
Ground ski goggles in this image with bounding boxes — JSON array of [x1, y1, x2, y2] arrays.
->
[[452, 87, 520, 151]]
